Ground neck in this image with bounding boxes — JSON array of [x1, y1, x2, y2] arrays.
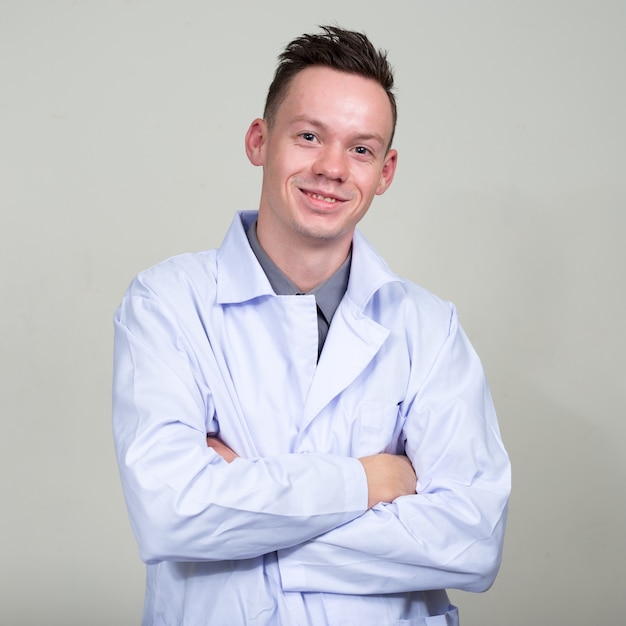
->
[[255, 218, 352, 292]]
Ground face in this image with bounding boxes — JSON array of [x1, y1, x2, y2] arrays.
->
[[245, 66, 397, 253]]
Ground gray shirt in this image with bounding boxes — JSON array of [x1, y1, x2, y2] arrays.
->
[[246, 220, 351, 358]]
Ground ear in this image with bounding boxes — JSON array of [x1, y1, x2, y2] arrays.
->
[[375, 148, 398, 195], [245, 118, 268, 166]]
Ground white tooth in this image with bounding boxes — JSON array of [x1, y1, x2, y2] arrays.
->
[[310, 192, 336, 203]]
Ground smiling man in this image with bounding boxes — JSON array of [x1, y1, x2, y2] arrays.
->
[[113, 26, 510, 626]]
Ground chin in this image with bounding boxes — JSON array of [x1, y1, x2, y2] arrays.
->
[[292, 220, 346, 243]]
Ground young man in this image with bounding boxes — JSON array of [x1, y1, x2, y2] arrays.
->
[[113, 26, 510, 626]]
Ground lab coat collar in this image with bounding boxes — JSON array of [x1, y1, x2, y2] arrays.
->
[[216, 211, 275, 304], [347, 229, 402, 310], [216, 211, 401, 311]]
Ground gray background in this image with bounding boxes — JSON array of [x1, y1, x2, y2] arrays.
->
[[1, 1, 625, 624]]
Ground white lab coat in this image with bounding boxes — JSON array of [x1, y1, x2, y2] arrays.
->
[[113, 211, 510, 626]]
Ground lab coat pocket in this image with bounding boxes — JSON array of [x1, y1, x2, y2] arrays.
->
[[393, 604, 459, 625], [356, 401, 402, 456]]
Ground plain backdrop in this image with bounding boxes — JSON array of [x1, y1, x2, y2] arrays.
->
[[1, 1, 625, 624]]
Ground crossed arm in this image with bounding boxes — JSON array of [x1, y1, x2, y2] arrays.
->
[[206, 436, 417, 509], [114, 287, 509, 593]]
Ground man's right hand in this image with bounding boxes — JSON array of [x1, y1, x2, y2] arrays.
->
[[358, 454, 417, 509]]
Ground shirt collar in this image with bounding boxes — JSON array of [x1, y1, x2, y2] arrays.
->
[[245, 219, 351, 325], [216, 211, 400, 310]]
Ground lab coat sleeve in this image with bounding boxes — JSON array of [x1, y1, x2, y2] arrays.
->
[[277, 306, 510, 594], [112, 277, 368, 564]]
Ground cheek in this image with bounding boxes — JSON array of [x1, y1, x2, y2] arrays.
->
[[269, 151, 304, 181], [357, 172, 384, 199], [264, 157, 290, 190]]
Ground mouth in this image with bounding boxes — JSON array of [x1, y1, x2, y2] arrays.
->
[[307, 191, 337, 203], [301, 188, 346, 206]]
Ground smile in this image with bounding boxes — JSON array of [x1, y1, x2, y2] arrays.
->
[[303, 190, 340, 204]]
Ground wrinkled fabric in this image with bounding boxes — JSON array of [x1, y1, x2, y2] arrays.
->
[[112, 211, 510, 626]]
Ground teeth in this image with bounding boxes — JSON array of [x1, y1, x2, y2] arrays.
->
[[310, 193, 336, 203]]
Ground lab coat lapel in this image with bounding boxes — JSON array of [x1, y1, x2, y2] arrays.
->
[[209, 211, 273, 457], [302, 298, 389, 425], [301, 230, 400, 426]]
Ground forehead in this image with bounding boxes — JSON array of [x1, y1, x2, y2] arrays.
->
[[275, 66, 394, 141]]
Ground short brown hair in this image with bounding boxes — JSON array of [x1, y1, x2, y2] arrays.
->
[[263, 25, 397, 148]]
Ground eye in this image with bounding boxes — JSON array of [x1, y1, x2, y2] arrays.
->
[[300, 132, 317, 142], [354, 146, 372, 156]]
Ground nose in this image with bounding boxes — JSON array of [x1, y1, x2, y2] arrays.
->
[[312, 143, 348, 182]]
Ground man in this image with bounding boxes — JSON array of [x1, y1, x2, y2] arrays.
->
[[113, 25, 510, 626]]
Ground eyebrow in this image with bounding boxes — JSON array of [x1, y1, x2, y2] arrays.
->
[[288, 115, 387, 148]]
